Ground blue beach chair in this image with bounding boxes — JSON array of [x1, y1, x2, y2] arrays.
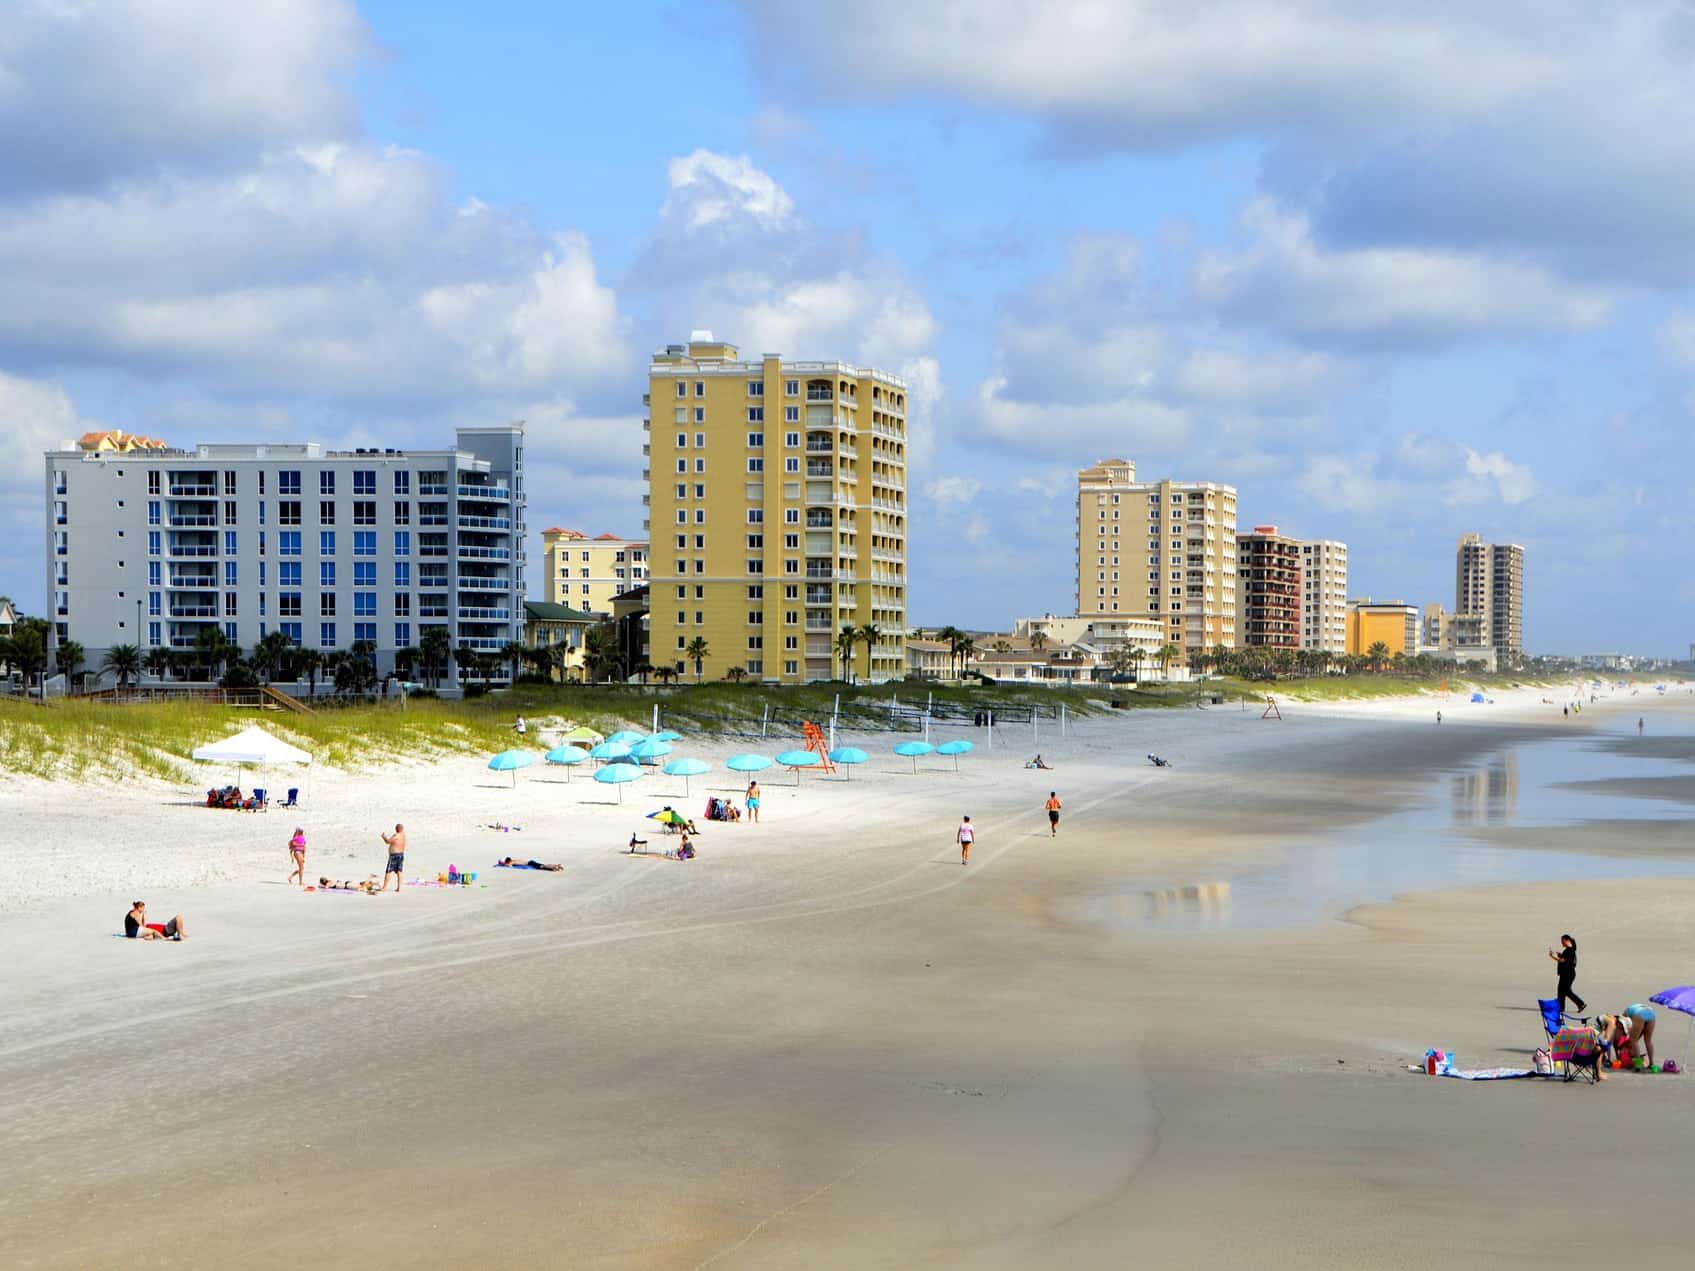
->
[[281, 788, 299, 807]]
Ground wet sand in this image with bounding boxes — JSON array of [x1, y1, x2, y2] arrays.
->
[[3, 694, 1694, 1268]]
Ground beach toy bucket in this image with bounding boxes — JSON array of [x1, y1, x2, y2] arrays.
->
[[1634, 1055, 1650, 1071], [1663, 1059, 1679, 1073]]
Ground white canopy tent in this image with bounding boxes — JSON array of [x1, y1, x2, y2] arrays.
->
[[191, 725, 312, 805]]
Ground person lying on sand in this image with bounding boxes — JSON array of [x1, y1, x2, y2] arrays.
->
[[497, 857, 563, 871], [125, 901, 185, 940], [317, 877, 379, 893], [1147, 753, 1172, 768], [1025, 755, 1053, 769]]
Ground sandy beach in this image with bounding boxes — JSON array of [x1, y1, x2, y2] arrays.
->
[[3, 680, 1694, 1268]]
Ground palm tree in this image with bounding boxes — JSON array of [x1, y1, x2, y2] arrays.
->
[[251, 630, 294, 684], [419, 625, 452, 689], [1366, 640, 1391, 673], [56, 638, 85, 684], [192, 626, 235, 681], [654, 664, 679, 685], [394, 646, 420, 683], [935, 625, 961, 678], [295, 648, 325, 698], [955, 633, 977, 677], [685, 636, 710, 682], [725, 666, 748, 683], [835, 626, 859, 681], [992, 639, 1012, 654], [1028, 630, 1049, 654], [143, 645, 171, 682], [857, 622, 882, 683], [1155, 642, 1179, 677], [102, 643, 141, 691], [1, 617, 49, 691]]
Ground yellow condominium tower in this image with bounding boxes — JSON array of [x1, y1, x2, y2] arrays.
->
[[645, 333, 907, 683], [541, 528, 647, 614], [1076, 458, 1237, 651]]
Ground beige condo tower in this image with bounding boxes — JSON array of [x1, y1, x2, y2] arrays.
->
[[1454, 532, 1525, 661], [645, 333, 907, 683], [1075, 458, 1238, 651]]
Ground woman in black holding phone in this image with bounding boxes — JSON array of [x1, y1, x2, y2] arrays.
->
[[1549, 934, 1585, 1015]]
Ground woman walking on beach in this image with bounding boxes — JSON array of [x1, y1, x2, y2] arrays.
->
[[958, 815, 975, 866], [1549, 934, 1585, 1015], [287, 827, 307, 888], [745, 780, 761, 824]]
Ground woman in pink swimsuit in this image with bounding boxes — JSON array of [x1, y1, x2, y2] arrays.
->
[[287, 828, 307, 887]]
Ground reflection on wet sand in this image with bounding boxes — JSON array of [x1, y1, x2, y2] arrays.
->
[[1451, 751, 1519, 826], [1140, 881, 1233, 925]]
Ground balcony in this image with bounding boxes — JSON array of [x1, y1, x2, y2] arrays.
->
[[419, 545, 450, 557], [419, 514, 448, 526], [418, 575, 449, 589], [457, 577, 509, 591], [457, 515, 511, 531], [167, 515, 216, 527], [168, 485, 216, 497], [419, 604, 449, 618], [805, 463, 834, 478], [168, 605, 218, 618], [457, 485, 510, 501], [167, 576, 217, 590], [456, 545, 510, 560], [166, 543, 218, 558], [457, 607, 511, 621], [419, 483, 448, 496], [806, 389, 833, 403], [456, 637, 509, 652], [804, 617, 833, 632], [805, 440, 834, 453]]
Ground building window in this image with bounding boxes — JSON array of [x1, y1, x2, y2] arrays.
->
[[394, 470, 410, 494], [319, 500, 336, 524], [279, 531, 301, 556], [393, 592, 410, 616], [747, 407, 764, 423], [676, 459, 687, 474], [784, 457, 800, 473], [694, 407, 705, 423], [354, 532, 376, 556], [320, 592, 337, 616], [393, 501, 409, 525], [354, 501, 375, 525], [316, 471, 333, 495], [747, 458, 764, 473], [320, 622, 336, 647], [279, 501, 301, 525], [785, 408, 799, 423], [747, 380, 764, 396], [279, 471, 301, 495], [393, 531, 410, 556], [354, 470, 375, 495], [694, 381, 705, 397], [355, 593, 376, 617], [279, 592, 302, 617], [395, 622, 411, 646], [320, 561, 336, 588], [675, 381, 687, 398], [695, 458, 706, 473], [747, 431, 764, 448], [746, 559, 764, 575]]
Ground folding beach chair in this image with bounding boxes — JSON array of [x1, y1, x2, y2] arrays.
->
[[281, 788, 299, 808], [250, 788, 267, 811], [1548, 1021, 1603, 1084]]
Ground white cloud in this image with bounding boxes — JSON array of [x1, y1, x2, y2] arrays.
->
[[1196, 200, 1613, 346], [0, 372, 95, 495], [663, 150, 797, 232], [0, 0, 369, 192], [1655, 313, 1695, 368], [1451, 448, 1536, 506], [924, 476, 981, 505], [976, 376, 1189, 454], [1171, 348, 1339, 406], [1296, 454, 1386, 515]]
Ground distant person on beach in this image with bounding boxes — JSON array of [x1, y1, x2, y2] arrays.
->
[[1599, 1005, 1658, 1070], [1639, 717, 1645, 735], [745, 781, 761, 823], [1436, 711, 1442, 724], [377, 823, 406, 894], [515, 715, 527, 735], [958, 815, 975, 865], [287, 827, 307, 887], [125, 901, 184, 940], [1045, 792, 1062, 836], [1025, 755, 1052, 769], [676, 832, 696, 860], [498, 857, 563, 871], [1549, 934, 1585, 1014], [318, 877, 378, 893]]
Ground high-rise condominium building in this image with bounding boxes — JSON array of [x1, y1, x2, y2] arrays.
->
[[43, 426, 525, 686], [1454, 533, 1525, 660], [645, 333, 907, 683], [1076, 459, 1237, 651], [1420, 602, 1453, 653], [541, 528, 647, 614], [1235, 525, 1302, 648], [1298, 538, 1348, 654]]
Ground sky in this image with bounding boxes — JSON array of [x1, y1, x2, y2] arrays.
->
[[2, 0, 1691, 654]]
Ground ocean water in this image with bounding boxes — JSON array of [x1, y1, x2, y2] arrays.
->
[[1089, 715, 1695, 933]]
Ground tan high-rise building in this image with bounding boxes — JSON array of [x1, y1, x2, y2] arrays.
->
[[1076, 458, 1237, 651], [645, 333, 907, 683], [1421, 602, 1453, 653], [541, 528, 647, 615], [1455, 533, 1525, 660], [1298, 538, 1348, 654]]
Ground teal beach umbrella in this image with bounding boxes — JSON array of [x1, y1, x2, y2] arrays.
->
[[893, 740, 935, 773], [662, 756, 710, 795], [593, 762, 642, 802], [828, 746, 868, 779]]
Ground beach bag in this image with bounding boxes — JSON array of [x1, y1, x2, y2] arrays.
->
[[1533, 1048, 1553, 1075]]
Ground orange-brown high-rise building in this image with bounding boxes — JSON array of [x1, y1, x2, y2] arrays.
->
[[1235, 525, 1303, 649]]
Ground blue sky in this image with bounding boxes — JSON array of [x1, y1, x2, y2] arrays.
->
[[2, 1, 1691, 653]]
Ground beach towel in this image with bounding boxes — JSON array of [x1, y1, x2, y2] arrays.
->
[[1440, 1067, 1534, 1080], [1551, 1025, 1602, 1064]]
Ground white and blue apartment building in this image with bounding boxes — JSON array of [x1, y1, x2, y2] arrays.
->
[[43, 426, 525, 690]]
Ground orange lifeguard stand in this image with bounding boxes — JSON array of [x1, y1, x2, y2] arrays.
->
[[801, 721, 836, 772]]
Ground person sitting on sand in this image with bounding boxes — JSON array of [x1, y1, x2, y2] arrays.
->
[[723, 799, 741, 823], [1025, 755, 1052, 770], [676, 833, 696, 861], [497, 857, 563, 871], [125, 901, 185, 940]]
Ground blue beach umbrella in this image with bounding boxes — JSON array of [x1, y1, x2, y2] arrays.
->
[[588, 740, 632, 763], [937, 739, 974, 771], [543, 744, 589, 781], [630, 737, 673, 764], [726, 753, 774, 773], [776, 749, 821, 785], [653, 730, 683, 743], [488, 748, 538, 787], [893, 739, 935, 773], [593, 762, 642, 803], [829, 746, 868, 780], [662, 756, 710, 795], [606, 730, 645, 745]]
